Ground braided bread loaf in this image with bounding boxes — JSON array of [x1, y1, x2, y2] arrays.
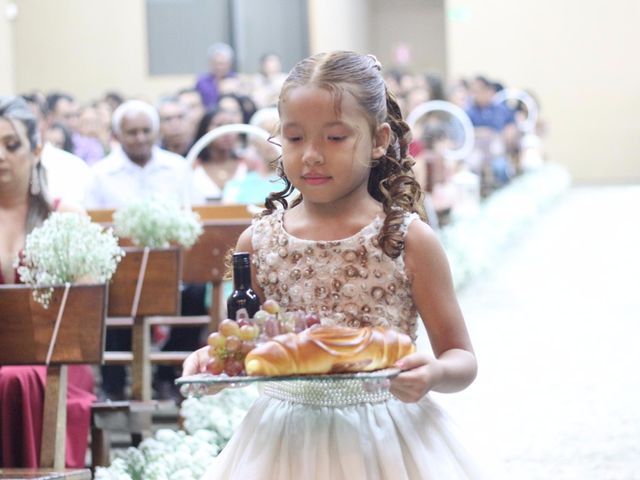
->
[[244, 325, 415, 376]]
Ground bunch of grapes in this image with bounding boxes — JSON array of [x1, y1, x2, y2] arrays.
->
[[206, 318, 260, 376], [206, 299, 323, 377], [253, 299, 321, 338]]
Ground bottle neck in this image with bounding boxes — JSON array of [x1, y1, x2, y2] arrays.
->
[[233, 265, 252, 290]]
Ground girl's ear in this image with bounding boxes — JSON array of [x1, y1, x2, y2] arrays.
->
[[372, 122, 391, 159]]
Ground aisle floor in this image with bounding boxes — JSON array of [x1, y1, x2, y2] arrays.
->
[[433, 186, 640, 479]]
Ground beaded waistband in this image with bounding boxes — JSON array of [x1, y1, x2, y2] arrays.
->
[[263, 379, 392, 407]]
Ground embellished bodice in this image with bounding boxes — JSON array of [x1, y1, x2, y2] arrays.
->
[[252, 209, 420, 340]]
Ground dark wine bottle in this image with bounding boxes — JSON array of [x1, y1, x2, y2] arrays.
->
[[226, 252, 261, 321]]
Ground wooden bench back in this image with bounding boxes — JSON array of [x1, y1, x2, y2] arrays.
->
[[88, 203, 255, 225], [107, 247, 182, 317], [0, 284, 107, 471], [0, 284, 107, 365], [182, 220, 250, 284]]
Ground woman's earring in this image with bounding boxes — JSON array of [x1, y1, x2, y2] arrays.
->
[[30, 164, 41, 196]]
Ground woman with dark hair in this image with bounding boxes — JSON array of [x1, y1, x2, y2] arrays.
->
[[45, 121, 74, 153], [0, 95, 95, 468], [190, 107, 247, 202], [216, 92, 257, 126]]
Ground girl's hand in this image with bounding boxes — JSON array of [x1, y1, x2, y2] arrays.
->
[[182, 346, 228, 396], [182, 345, 210, 376], [389, 352, 444, 403]]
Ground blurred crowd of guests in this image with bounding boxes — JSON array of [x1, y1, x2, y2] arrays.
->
[[385, 70, 546, 227], [7, 43, 546, 401], [20, 43, 546, 227]]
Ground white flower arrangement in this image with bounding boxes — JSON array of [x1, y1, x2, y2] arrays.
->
[[16, 212, 124, 307], [94, 429, 220, 480], [95, 386, 259, 480], [180, 385, 259, 438], [113, 197, 203, 248], [440, 163, 571, 289]]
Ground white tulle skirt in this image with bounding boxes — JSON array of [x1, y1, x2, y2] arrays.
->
[[202, 379, 485, 480]]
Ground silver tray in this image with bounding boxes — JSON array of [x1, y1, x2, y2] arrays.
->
[[176, 367, 401, 397]]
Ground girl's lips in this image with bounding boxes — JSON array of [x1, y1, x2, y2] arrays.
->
[[301, 175, 331, 186]]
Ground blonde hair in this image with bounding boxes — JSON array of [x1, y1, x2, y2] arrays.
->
[[264, 51, 425, 258]]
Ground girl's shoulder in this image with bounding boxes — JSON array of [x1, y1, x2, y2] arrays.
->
[[250, 208, 285, 247], [403, 215, 450, 278], [400, 211, 423, 236], [251, 208, 285, 230]]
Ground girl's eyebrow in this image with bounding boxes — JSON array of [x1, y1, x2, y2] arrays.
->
[[282, 121, 349, 129]]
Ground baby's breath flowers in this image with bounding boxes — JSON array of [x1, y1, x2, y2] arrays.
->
[[94, 387, 258, 480], [16, 212, 124, 307], [113, 197, 203, 248]]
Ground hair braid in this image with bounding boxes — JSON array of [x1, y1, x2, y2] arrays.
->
[[371, 89, 426, 258]]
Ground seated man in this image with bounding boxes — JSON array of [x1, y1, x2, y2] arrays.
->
[[157, 96, 192, 157], [86, 99, 197, 209], [86, 99, 201, 400], [46, 92, 104, 165]]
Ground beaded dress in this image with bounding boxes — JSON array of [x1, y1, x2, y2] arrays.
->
[[202, 209, 483, 479]]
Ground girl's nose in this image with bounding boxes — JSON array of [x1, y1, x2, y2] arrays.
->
[[302, 143, 323, 165]]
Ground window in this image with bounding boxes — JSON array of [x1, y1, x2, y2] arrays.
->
[[146, 0, 309, 75]]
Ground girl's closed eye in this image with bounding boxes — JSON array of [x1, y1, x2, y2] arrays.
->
[[327, 135, 347, 142]]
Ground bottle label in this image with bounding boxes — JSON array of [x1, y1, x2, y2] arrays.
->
[[235, 308, 249, 321]]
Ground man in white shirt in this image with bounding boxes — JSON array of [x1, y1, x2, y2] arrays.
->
[[85, 99, 198, 209], [85, 99, 201, 400]]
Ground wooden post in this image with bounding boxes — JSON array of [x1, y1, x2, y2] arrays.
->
[[39, 364, 68, 470], [131, 315, 151, 401]]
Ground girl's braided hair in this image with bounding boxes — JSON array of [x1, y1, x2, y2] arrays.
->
[[263, 51, 425, 258]]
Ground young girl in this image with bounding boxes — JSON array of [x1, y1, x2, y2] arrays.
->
[[183, 51, 483, 479]]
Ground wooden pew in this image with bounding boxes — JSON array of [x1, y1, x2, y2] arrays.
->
[[102, 219, 253, 380], [88, 203, 255, 225], [87, 206, 252, 466], [88, 204, 255, 332], [0, 283, 107, 479], [91, 246, 182, 467], [104, 246, 182, 400], [182, 219, 251, 330]]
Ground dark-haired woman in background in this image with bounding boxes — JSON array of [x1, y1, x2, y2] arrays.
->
[[0, 95, 94, 468]]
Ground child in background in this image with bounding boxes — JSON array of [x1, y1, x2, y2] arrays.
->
[[184, 51, 483, 479]]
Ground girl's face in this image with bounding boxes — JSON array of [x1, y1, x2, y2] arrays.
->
[[280, 85, 388, 206], [0, 117, 38, 191]]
